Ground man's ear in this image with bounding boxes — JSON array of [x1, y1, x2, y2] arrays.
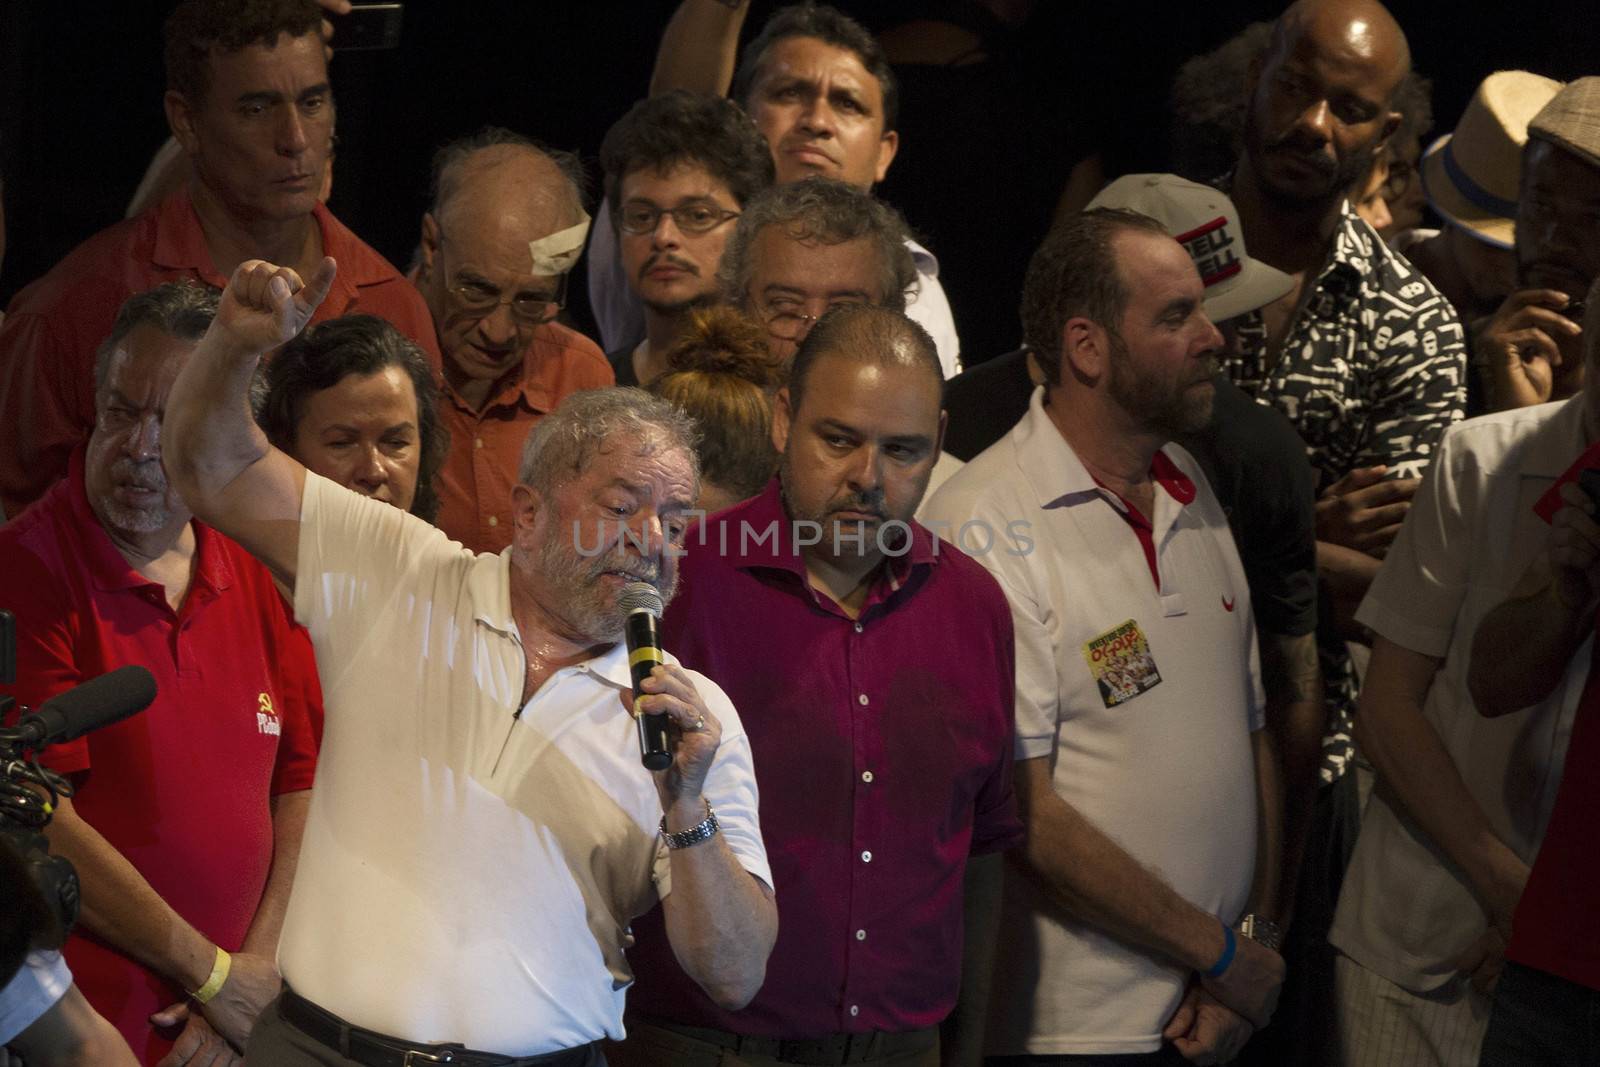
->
[[1060, 318, 1110, 384], [873, 129, 900, 185], [165, 90, 198, 154], [511, 483, 543, 531], [771, 386, 794, 453], [417, 212, 442, 281]]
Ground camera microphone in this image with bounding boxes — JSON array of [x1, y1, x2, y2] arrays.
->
[[16, 666, 157, 750], [621, 582, 672, 772]]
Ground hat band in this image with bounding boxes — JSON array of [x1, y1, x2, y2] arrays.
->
[[1442, 140, 1519, 219]]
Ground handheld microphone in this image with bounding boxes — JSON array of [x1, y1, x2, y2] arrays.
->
[[16, 666, 157, 750], [621, 582, 672, 771]]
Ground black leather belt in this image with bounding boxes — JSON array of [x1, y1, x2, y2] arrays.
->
[[640, 1017, 937, 1066], [278, 989, 595, 1067]]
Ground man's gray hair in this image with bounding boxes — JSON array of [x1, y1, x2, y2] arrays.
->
[[94, 281, 220, 396], [429, 126, 588, 228], [716, 176, 918, 312], [519, 388, 701, 499]]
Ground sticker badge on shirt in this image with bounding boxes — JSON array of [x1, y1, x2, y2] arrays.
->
[[1082, 619, 1163, 708]]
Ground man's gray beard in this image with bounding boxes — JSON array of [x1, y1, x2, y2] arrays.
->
[[98, 498, 173, 534], [534, 520, 678, 640]]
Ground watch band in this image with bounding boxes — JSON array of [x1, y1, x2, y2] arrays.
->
[[660, 802, 720, 850], [1236, 913, 1284, 952]]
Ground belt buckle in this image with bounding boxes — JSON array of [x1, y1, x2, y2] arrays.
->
[[403, 1052, 454, 1065]]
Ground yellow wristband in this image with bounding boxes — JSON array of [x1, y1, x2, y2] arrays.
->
[[192, 946, 231, 1004]]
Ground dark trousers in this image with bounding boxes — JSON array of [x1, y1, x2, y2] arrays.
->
[[985, 1050, 1189, 1066], [244, 995, 606, 1066], [1235, 769, 1363, 1067], [1478, 962, 1600, 1067]]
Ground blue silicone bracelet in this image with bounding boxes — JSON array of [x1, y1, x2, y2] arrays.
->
[[1204, 921, 1237, 978]]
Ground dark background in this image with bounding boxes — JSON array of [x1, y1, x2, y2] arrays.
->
[[0, 1, 1590, 357]]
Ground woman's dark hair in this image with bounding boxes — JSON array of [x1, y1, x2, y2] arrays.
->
[[256, 315, 448, 523]]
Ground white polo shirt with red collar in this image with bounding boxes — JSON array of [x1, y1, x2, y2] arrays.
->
[[923, 386, 1265, 1055]]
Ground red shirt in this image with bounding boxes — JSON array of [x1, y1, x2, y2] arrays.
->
[[1507, 631, 1600, 991], [0, 189, 439, 518], [0, 453, 322, 1063], [628, 481, 1023, 1036], [434, 320, 613, 553]]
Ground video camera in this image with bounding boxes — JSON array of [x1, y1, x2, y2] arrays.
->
[[0, 610, 156, 939]]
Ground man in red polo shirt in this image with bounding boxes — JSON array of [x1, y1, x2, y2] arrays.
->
[[0, 282, 320, 1064], [0, 0, 436, 519], [613, 305, 1020, 1067]]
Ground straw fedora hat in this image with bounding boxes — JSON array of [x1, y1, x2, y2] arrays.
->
[[1420, 70, 1562, 249]]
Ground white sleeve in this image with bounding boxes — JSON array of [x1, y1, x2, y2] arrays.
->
[[1355, 424, 1473, 658], [0, 950, 72, 1045], [584, 202, 647, 352], [293, 471, 471, 668]]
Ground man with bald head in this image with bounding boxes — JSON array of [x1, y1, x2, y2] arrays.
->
[[413, 127, 614, 552], [1223, 3, 1466, 1062]]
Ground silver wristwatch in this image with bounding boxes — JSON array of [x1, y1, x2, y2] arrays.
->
[[1236, 913, 1283, 952], [660, 802, 720, 850]]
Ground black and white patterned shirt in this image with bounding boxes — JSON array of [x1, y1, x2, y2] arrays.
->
[[1223, 203, 1467, 782]]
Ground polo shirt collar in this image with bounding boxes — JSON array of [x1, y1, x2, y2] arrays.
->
[[64, 446, 234, 597], [1010, 386, 1197, 517], [467, 546, 634, 690], [1522, 396, 1591, 480], [718, 478, 940, 581], [445, 324, 570, 417], [147, 189, 378, 309]]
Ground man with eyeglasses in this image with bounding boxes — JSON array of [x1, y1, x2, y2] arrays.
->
[[412, 127, 614, 553], [600, 91, 775, 388], [716, 177, 918, 366]]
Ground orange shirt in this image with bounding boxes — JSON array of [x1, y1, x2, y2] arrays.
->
[[0, 190, 439, 519], [434, 321, 613, 554]]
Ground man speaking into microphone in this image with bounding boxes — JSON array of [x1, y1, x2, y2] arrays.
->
[[162, 257, 775, 1065]]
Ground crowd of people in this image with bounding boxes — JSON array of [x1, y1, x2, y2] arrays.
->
[[0, 0, 1597, 1065]]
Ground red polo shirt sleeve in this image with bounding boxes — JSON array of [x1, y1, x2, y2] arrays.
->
[[270, 623, 323, 796], [0, 544, 93, 775]]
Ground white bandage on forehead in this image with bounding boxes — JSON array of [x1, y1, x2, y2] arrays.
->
[[528, 211, 591, 276]]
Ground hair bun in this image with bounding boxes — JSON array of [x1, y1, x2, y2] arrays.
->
[[663, 306, 786, 389]]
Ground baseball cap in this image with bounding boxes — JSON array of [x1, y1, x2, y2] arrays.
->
[[1086, 173, 1294, 322]]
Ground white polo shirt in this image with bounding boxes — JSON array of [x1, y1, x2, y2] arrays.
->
[[278, 473, 771, 1056], [1331, 398, 1589, 992], [923, 388, 1263, 1056]]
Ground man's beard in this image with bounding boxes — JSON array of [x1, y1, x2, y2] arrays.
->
[[98, 459, 177, 534], [535, 518, 677, 640], [642, 287, 720, 317], [1106, 333, 1218, 439], [1244, 107, 1376, 210], [778, 451, 915, 558]]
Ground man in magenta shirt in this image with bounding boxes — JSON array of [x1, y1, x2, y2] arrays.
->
[[0, 282, 320, 1064], [614, 305, 1020, 1066]]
